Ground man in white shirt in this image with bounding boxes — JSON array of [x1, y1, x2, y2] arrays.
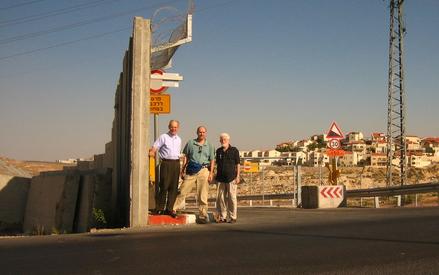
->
[[149, 120, 182, 217]]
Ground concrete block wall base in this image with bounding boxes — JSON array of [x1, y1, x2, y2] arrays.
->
[[0, 175, 31, 232], [301, 185, 346, 209], [23, 172, 80, 234], [148, 214, 196, 225]]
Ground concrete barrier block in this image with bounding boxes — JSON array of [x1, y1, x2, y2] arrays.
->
[[0, 175, 31, 232], [77, 161, 93, 171], [23, 172, 80, 234], [301, 185, 346, 209], [75, 169, 112, 232], [93, 154, 104, 169], [104, 142, 113, 169], [301, 186, 319, 209], [75, 174, 95, 233]]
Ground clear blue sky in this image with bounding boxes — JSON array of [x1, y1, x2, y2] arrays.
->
[[0, 0, 438, 161]]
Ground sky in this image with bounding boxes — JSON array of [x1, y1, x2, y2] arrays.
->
[[0, 0, 438, 161]]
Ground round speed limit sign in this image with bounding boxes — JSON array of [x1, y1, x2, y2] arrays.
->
[[328, 139, 341, 149]]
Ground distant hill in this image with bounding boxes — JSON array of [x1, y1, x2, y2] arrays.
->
[[0, 157, 73, 177]]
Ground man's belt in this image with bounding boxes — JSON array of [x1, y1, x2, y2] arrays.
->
[[162, 159, 180, 162]]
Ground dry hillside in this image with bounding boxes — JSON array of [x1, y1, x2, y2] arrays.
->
[[0, 156, 72, 177]]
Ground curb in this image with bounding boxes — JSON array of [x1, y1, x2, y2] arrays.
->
[[148, 214, 196, 225]]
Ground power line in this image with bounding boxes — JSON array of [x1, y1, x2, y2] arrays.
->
[[0, 0, 116, 27], [0, 0, 47, 11], [0, 0, 240, 62], [0, 27, 130, 61], [0, 0, 180, 45]]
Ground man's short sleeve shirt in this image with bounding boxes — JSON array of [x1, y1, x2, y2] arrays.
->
[[183, 139, 215, 165], [215, 146, 240, 183], [153, 133, 181, 160]]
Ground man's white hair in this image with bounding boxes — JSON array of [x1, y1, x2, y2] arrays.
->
[[220, 133, 230, 140]]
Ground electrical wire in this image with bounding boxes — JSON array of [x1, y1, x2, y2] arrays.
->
[[0, 27, 130, 61], [0, 0, 180, 45], [0, 0, 47, 11], [0, 0, 240, 62], [0, 0, 116, 27]]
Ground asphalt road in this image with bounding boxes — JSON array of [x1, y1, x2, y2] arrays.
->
[[1, 207, 439, 274]]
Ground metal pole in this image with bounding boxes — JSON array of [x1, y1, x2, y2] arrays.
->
[[360, 170, 363, 207], [154, 114, 159, 141], [250, 172, 253, 195], [154, 114, 160, 201], [386, 0, 407, 187], [297, 165, 302, 207], [319, 157, 322, 185], [262, 168, 265, 206], [293, 165, 296, 207], [374, 197, 380, 208]]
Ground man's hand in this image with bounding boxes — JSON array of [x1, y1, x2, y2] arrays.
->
[[208, 173, 213, 183], [235, 177, 240, 184]]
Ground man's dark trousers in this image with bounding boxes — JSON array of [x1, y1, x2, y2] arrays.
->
[[157, 159, 180, 211]]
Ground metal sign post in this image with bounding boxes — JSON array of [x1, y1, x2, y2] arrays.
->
[[154, 114, 160, 200], [297, 165, 302, 207], [325, 121, 344, 186]]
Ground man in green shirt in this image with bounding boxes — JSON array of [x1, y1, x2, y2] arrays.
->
[[173, 126, 215, 223]]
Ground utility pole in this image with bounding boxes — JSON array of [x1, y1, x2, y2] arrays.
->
[[386, 0, 407, 187]]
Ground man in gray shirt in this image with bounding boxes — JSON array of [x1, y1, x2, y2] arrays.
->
[[173, 126, 215, 223]]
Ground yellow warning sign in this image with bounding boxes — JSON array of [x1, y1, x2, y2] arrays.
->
[[150, 94, 170, 114], [242, 161, 259, 173]]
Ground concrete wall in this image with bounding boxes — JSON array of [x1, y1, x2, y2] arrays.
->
[[22, 169, 113, 234], [16, 17, 151, 234], [0, 175, 31, 232], [75, 169, 112, 233], [110, 17, 150, 227], [23, 171, 80, 234], [103, 142, 113, 169]]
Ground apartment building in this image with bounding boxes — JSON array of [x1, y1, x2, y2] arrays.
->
[[241, 150, 281, 166], [371, 132, 386, 142], [308, 151, 329, 167], [347, 132, 364, 143], [371, 153, 387, 167], [346, 140, 367, 154], [280, 151, 307, 165], [406, 135, 422, 151], [339, 151, 358, 167], [296, 140, 313, 152], [409, 154, 431, 168], [370, 140, 387, 154], [422, 137, 439, 155]]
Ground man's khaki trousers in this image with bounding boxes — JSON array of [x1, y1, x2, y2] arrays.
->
[[173, 168, 209, 218], [216, 180, 238, 220]]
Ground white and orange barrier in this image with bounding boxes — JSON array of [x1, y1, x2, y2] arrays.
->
[[301, 185, 346, 209]]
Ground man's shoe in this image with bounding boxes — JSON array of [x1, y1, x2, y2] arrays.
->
[[155, 210, 165, 215], [197, 217, 208, 224], [217, 219, 227, 223], [229, 219, 237, 224], [169, 210, 178, 218]]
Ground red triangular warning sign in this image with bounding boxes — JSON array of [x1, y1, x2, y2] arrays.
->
[[326, 122, 344, 139]]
